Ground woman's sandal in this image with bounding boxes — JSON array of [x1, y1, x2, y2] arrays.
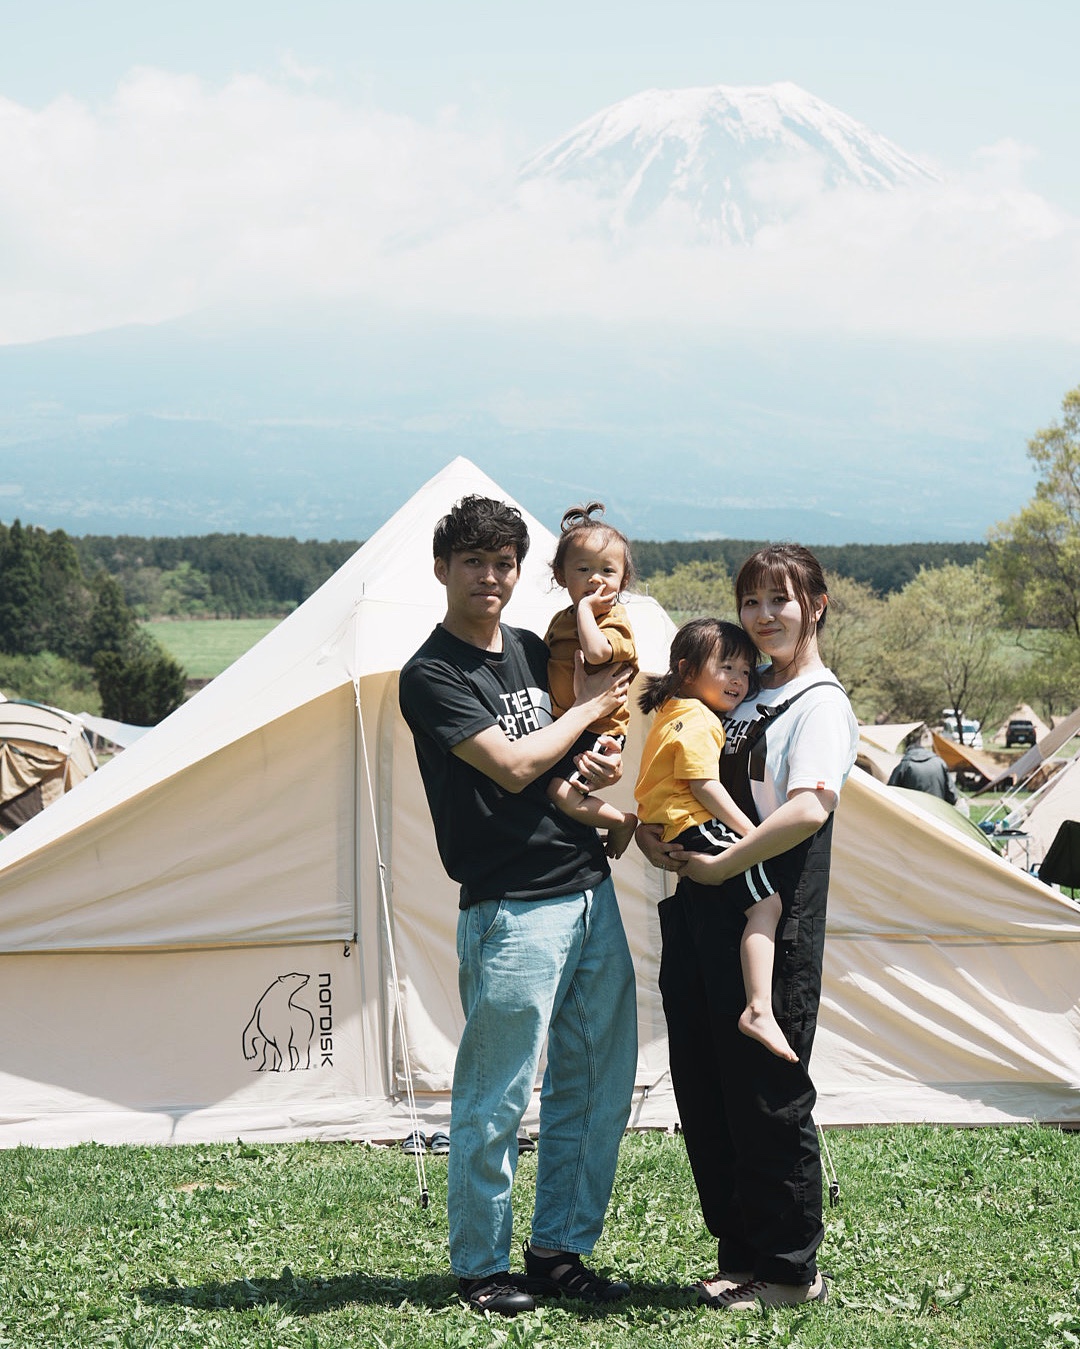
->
[[522, 1243, 629, 1304]]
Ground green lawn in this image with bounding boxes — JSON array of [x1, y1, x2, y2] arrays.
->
[[143, 620, 280, 681], [3, 1127, 1079, 1347]]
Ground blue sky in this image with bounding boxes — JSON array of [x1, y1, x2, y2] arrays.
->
[[1, 1, 1077, 346], [5, 0, 1078, 196], [1, 3, 1078, 542]]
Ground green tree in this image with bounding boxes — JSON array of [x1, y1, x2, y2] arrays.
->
[[158, 561, 214, 616], [87, 574, 137, 659], [989, 385, 1080, 637], [876, 561, 1012, 736], [0, 520, 46, 655], [817, 573, 887, 719], [93, 630, 186, 725], [642, 559, 736, 623]]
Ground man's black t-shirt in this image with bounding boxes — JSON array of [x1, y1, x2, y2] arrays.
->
[[398, 623, 609, 908]]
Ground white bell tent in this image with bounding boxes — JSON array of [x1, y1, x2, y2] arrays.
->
[[1, 457, 1079, 1147]]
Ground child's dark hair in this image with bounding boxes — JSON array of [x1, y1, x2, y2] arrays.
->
[[638, 618, 759, 714], [433, 495, 530, 564], [550, 501, 636, 591]]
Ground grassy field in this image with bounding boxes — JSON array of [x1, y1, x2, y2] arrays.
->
[[3, 1127, 1080, 1348], [144, 620, 280, 681]]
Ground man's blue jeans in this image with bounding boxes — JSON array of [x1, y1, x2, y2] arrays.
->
[[448, 876, 637, 1280]]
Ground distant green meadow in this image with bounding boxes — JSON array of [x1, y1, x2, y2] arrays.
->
[[144, 619, 279, 681]]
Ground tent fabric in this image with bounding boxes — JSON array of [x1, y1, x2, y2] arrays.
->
[[0, 702, 97, 828], [1019, 749, 1080, 868], [979, 705, 1080, 794], [855, 738, 899, 783], [76, 713, 151, 751], [888, 786, 996, 852], [859, 722, 924, 755], [930, 730, 1000, 782], [1, 457, 1079, 1147]]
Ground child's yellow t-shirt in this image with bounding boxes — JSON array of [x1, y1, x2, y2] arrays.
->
[[544, 602, 638, 738], [634, 697, 728, 842]]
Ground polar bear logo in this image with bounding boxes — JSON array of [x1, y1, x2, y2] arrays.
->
[[242, 973, 315, 1071]]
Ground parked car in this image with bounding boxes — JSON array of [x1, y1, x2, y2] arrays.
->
[[941, 709, 983, 750], [1005, 718, 1037, 748]]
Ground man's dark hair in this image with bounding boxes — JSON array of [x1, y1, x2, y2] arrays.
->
[[432, 495, 530, 564]]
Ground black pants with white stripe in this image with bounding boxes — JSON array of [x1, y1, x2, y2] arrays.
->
[[670, 820, 776, 908], [658, 818, 834, 1284]]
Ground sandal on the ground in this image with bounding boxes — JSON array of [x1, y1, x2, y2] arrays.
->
[[522, 1243, 629, 1303], [428, 1130, 450, 1155], [458, 1273, 535, 1316], [401, 1129, 426, 1154]]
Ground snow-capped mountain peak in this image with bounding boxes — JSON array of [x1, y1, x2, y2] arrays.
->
[[520, 83, 939, 242]]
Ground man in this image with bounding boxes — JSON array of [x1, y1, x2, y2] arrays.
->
[[888, 732, 958, 804], [398, 494, 637, 1316]]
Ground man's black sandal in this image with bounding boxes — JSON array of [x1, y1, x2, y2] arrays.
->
[[458, 1273, 535, 1316], [522, 1244, 629, 1303]]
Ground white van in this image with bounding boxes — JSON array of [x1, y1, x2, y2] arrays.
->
[[941, 709, 983, 750]]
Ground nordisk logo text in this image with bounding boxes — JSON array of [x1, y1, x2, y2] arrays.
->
[[318, 972, 333, 1067]]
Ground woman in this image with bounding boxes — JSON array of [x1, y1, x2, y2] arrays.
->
[[636, 543, 858, 1311]]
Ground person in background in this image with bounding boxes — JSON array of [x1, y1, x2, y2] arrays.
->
[[888, 731, 958, 804]]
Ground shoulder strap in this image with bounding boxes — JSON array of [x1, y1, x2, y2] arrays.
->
[[745, 679, 848, 750]]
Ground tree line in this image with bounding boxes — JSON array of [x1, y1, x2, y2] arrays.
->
[[65, 533, 988, 623], [0, 522, 186, 724], [73, 534, 358, 620], [3, 381, 1079, 733], [634, 539, 987, 595], [644, 385, 1080, 737]]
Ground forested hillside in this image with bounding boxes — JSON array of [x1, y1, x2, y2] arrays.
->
[[74, 534, 359, 619], [633, 539, 988, 595], [66, 531, 987, 619], [0, 522, 185, 723]]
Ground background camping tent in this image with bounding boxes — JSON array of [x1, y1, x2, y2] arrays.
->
[[855, 722, 925, 783], [1, 457, 1079, 1147], [0, 701, 97, 834], [1015, 747, 1080, 871]]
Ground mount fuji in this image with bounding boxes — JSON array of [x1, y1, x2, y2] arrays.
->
[[520, 82, 939, 242]]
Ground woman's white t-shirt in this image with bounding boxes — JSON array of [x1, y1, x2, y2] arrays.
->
[[721, 668, 859, 822]]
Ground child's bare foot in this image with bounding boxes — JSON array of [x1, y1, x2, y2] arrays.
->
[[739, 1006, 798, 1061], [604, 813, 638, 859]]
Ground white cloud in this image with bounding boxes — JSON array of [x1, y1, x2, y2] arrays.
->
[[0, 72, 1077, 345]]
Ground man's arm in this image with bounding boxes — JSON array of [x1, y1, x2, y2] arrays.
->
[[452, 659, 631, 792]]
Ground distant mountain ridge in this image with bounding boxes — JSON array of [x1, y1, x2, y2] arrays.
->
[[521, 82, 938, 241]]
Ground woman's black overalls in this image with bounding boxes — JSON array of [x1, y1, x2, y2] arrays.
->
[[657, 683, 838, 1284]]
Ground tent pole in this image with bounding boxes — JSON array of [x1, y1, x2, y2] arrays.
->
[[352, 667, 429, 1209]]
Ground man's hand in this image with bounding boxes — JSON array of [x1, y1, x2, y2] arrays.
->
[[573, 734, 623, 790], [571, 651, 632, 717]]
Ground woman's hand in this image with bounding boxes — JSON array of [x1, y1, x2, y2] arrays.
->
[[669, 848, 738, 885], [635, 822, 681, 872]]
